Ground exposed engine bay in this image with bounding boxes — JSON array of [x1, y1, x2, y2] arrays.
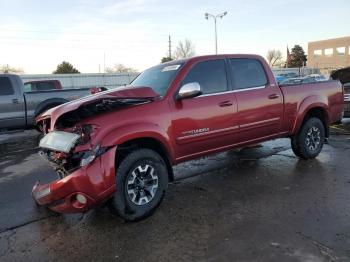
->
[[39, 149, 84, 178], [55, 98, 152, 129], [38, 98, 152, 179]]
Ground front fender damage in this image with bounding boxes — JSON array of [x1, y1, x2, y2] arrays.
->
[[32, 134, 118, 213]]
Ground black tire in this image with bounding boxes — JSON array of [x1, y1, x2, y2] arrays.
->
[[108, 149, 168, 222], [291, 117, 325, 159]]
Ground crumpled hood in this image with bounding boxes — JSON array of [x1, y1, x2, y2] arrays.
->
[[37, 86, 160, 128]]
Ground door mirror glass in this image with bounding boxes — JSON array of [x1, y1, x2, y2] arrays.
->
[[177, 82, 202, 100]]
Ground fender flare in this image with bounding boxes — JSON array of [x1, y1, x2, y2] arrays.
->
[[34, 98, 69, 117], [100, 122, 175, 163], [291, 95, 330, 135]]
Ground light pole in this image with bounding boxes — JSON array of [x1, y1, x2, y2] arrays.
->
[[205, 12, 227, 55]]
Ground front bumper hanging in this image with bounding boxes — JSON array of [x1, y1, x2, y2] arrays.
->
[[32, 146, 117, 213]]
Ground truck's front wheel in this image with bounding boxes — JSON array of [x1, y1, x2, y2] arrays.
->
[[108, 149, 168, 221], [291, 117, 325, 159]]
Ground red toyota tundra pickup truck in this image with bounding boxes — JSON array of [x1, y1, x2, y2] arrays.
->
[[33, 54, 344, 221]]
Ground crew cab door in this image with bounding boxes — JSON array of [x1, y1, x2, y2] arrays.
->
[[0, 76, 25, 129], [171, 59, 239, 160], [228, 58, 283, 142]]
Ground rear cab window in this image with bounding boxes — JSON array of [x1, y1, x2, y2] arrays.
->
[[0, 77, 15, 96], [229, 59, 268, 90], [24, 82, 56, 92], [37, 82, 56, 91], [182, 59, 228, 95]]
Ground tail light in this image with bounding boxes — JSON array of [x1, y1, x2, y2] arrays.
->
[[90, 87, 100, 94], [90, 87, 107, 94]]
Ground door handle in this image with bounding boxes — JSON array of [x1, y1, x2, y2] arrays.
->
[[218, 101, 233, 107], [268, 94, 280, 99], [12, 99, 19, 104]]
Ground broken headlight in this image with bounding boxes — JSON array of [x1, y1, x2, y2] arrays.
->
[[39, 131, 81, 153], [80, 144, 109, 167], [68, 124, 100, 145]]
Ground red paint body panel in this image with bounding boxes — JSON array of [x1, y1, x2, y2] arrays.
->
[[33, 54, 344, 213], [234, 86, 283, 142], [280, 81, 344, 134], [171, 92, 239, 158]]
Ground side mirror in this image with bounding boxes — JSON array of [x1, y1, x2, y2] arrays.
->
[[177, 82, 202, 100]]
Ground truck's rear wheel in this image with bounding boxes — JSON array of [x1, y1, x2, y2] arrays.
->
[[108, 149, 168, 221], [291, 117, 325, 159]]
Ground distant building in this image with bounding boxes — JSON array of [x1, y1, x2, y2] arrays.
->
[[307, 36, 350, 73]]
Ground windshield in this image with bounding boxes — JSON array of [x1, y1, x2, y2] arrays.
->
[[130, 63, 184, 96]]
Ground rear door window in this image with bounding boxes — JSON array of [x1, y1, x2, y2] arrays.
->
[[182, 59, 228, 94], [229, 59, 268, 90], [26, 82, 56, 91], [0, 77, 15, 95]]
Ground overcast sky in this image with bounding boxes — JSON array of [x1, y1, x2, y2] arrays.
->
[[0, 0, 349, 74]]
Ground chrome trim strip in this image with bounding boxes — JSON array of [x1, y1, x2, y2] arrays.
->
[[175, 131, 289, 162], [197, 85, 266, 97], [232, 85, 266, 92], [198, 90, 236, 97], [240, 117, 281, 129]]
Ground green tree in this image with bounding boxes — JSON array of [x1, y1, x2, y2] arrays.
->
[[53, 61, 80, 74], [161, 57, 173, 63], [287, 45, 307, 67]]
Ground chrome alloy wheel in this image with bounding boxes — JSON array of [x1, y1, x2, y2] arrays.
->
[[306, 126, 321, 151], [126, 164, 159, 206]]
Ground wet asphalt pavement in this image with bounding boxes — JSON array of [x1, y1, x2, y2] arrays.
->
[[0, 121, 350, 262]]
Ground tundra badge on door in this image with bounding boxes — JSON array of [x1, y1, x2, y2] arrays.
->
[[182, 128, 210, 136]]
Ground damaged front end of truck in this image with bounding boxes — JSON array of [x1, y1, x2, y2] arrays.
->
[[32, 87, 160, 213]]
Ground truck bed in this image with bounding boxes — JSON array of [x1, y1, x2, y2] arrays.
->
[[25, 88, 94, 125], [280, 80, 344, 134]]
